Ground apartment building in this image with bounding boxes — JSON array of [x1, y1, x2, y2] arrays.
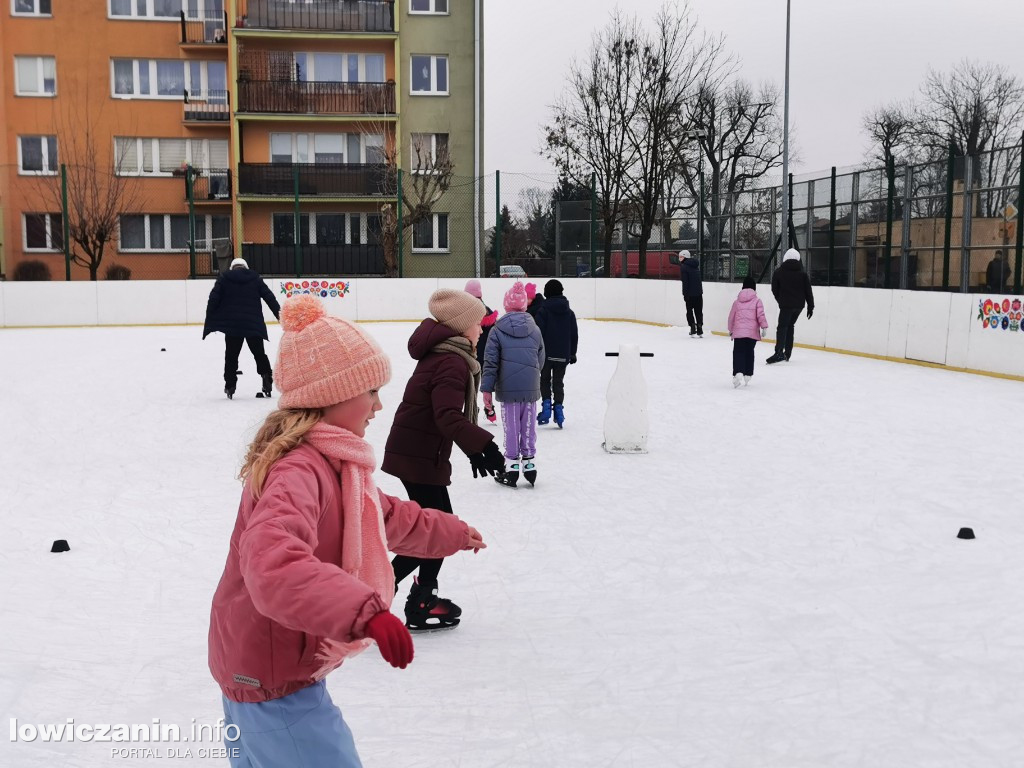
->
[[0, 0, 483, 280]]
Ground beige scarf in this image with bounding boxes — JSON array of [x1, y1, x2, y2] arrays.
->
[[302, 422, 396, 675], [432, 336, 482, 424]]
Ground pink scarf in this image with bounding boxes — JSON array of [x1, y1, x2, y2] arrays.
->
[[302, 422, 396, 672]]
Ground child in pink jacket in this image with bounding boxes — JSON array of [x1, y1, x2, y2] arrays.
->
[[208, 295, 486, 767], [727, 276, 769, 388]]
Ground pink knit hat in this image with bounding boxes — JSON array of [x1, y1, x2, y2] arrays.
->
[[275, 296, 391, 409], [429, 289, 485, 333], [525, 282, 537, 301], [503, 281, 528, 312], [464, 278, 483, 299]]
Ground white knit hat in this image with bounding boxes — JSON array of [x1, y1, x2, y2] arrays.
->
[[230, 258, 249, 269], [678, 250, 691, 260], [783, 248, 801, 262]]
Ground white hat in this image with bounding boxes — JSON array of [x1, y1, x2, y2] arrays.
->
[[678, 250, 691, 260], [783, 248, 800, 262], [230, 258, 249, 270]]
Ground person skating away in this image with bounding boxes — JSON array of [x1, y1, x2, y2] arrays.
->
[[202, 257, 280, 399], [208, 296, 486, 766], [465, 279, 499, 424], [383, 289, 506, 630], [986, 250, 1011, 292], [535, 279, 579, 428], [767, 248, 815, 364], [679, 249, 704, 338], [481, 282, 545, 488], [525, 282, 545, 319], [728, 276, 769, 388]]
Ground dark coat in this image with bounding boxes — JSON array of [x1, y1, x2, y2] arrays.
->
[[202, 269, 280, 340], [476, 304, 498, 367], [536, 295, 578, 365], [382, 319, 493, 486], [481, 312, 545, 403], [680, 258, 703, 297], [526, 295, 545, 319], [771, 260, 815, 310], [987, 257, 1011, 291]]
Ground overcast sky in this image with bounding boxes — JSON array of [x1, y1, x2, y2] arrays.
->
[[483, 0, 1024, 183]]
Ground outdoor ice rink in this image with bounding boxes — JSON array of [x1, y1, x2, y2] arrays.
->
[[2, 318, 1021, 767]]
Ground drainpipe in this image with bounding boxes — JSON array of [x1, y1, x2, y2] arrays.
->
[[473, 0, 481, 277]]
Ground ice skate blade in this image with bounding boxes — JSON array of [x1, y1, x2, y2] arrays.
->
[[406, 619, 460, 633]]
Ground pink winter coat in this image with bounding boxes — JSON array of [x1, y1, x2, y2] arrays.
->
[[727, 288, 768, 340], [208, 442, 470, 703]]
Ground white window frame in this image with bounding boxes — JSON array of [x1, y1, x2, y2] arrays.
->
[[293, 52, 386, 84], [113, 137, 228, 176], [12, 0, 52, 16], [409, 0, 448, 14], [17, 135, 58, 175], [22, 212, 62, 252], [269, 132, 381, 164], [118, 213, 194, 252], [191, 213, 231, 251], [412, 212, 449, 252], [14, 56, 56, 97], [110, 59, 225, 100], [409, 132, 447, 172], [107, 0, 181, 20], [272, 212, 369, 246], [409, 54, 448, 96]]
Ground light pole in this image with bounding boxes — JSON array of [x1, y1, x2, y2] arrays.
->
[[780, 0, 792, 253], [684, 127, 708, 260]]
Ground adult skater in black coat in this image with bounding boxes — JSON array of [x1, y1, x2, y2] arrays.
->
[[679, 250, 704, 337], [767, 248, 814, 364], [535, 279, 578, 428]]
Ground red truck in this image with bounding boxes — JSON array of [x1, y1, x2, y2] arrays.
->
[[609, 250, 681, 279]]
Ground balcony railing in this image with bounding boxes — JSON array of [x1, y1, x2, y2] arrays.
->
[[241, 243, 385, 276], [183, 89, 230, 122], [237, 0, 395, 33], [237, 163, 393, 197], [236, 80, 394, 115], [180, 11, 229, 44], [186, 169, 232, 201]]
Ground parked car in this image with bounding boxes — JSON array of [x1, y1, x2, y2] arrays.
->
[[498, 264, 528, 278], [609, 250, 681, 279]]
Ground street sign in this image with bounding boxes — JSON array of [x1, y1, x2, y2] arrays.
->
[[1004, 202, 1018, 222]]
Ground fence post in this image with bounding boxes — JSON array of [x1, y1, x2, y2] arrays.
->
[[942, 143, 955, 290], [697, 169, 704, 279], [60, 163, 71, 281], [828, 167, 836, 286], [884, 156, 895, 289], [554, 197, 561, 278], [186, 165, 197, 278], [494, 170, 501, 273], [1015, 131, 1024, 294], [590, 172, 597, 277], [293, 164, 302, 278], [960, 154, 973, 293], [849, 172, 859, 287], [396, 168, 403, 277], [901, 164, 913, 289]]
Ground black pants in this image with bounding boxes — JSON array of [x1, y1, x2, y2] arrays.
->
[[540, 361, 568, 404], [732, 338, 757, 375], [684, 296, 704, 333], [224, 336, 272, 388], [774, 307, 802, 358], [391, 482, 454, 590]]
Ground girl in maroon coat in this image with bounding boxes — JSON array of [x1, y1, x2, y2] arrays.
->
[[383, 289, 506, 630]]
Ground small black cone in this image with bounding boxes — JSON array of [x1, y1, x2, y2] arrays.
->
[[51, 539, 70, 553], [957, 527, 975, 540], [160, 348, 166, 352], [236, 370, 243, 375]]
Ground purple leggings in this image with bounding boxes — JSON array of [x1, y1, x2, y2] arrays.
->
[[501, 402, 537, 459]]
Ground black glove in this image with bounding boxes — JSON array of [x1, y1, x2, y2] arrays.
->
[[469, 441, 505, 479], [806, 308, 814, 319], [569, 355, 577, 365]]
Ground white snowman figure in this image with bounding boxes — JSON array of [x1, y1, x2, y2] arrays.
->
[[602, 344, 649, 454]]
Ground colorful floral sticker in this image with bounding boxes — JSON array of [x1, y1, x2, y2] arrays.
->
[[279, 280, 351, 300]]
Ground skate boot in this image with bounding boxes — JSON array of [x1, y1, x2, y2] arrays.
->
[[743, 375, 751, 386], [553, 403, 564, 428], [225, 384, 235, 400], [522, 457, 537, 487], [733, 373, 743, 388], [258, 372, 273, 398], [766, 352, 785, 364], [696, 326, 704, 339], [404, 577, 461, 632], [484, 404, 497, 424], [495, 460, 520, 488], [537, 399, 552, 425]]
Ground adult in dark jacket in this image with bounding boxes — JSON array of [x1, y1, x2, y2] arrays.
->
[[535, 279, 579, 427], [767, 248, 815, 364], [525, 282, 545, 319], [679, 250, 704, 337], [382, 288, 505, 630], [986, 251, 1011, 292], [202, 258, 281, 398]]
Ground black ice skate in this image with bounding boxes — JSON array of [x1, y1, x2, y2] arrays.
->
[[404, 578, 461, 632], [495, 460, 520, 488], [256, 373, 273, 398], [225, 385, 235, 400], [522, 457, 537, 486]]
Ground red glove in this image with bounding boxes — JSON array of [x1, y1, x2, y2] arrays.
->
[[365, 611, 414, 669]]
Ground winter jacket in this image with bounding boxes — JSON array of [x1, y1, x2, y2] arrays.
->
[[476, 304, 498, 367], [987, 258, 1011, 291], [209, 442, 470, 704], [771, 260, 815, 310], [680, 258, 703, 297], [203, 268, 281, 340], [382, 319, 493, 485], [526, 295, 545, 319], [727, 288, 769, 341], [535, 295, 578, 365], [481, 312, 545, 403]]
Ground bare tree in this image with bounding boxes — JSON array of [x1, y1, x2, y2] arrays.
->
[[863, 101, 917, 168]]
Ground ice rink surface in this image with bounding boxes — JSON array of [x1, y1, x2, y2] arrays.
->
[[1, 318, 1022, 767]]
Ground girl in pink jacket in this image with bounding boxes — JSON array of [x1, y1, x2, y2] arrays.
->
[[727, 276, 769, 388], [208, 295, 486, 767]]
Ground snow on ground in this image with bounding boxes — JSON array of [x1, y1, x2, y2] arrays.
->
[[1, 318, 1022, 767]]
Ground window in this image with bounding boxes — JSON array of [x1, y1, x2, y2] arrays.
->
[[410, 133, 448, 170], [18, 135, 58, 174], [111, 59, 225, 99], [109, 0, 179, 18], [14, 56, 56, 96], [293, 52, 386, 83], [273, 212, 371, 246], [410, 0, 447, 13], [192, 214, 230, 251], [23, 213, 63, 251], [410, 55, 447, 95], [119, 214, 197, 251], [114, 138, 228, 175], [13, 0, 52, 15], [269, 133, 380, 164], [412, 213, 449, 251]]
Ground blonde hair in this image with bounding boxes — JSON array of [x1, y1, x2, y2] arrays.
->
[[239, 408, 323, 499]]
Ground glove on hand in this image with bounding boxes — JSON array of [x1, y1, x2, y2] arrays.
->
[[569, 355, 577, 365], [365, 611, 413, 669], [807, 308, 814, 319], [469, 441, 505, 478], [760, 327, 767, 338], [482, 391, 493, 408]]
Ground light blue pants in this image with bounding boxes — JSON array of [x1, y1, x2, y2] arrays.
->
[[222, 680, 362, 768]]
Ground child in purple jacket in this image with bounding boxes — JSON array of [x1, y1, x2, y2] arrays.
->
[[727, 276, 769, 388]]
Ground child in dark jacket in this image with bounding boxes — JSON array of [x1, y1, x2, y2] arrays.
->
[[465, 278, 499, 423], [525, 282, 545, 319], [535, 279, 579, 428], [482, 282, 545, 488]]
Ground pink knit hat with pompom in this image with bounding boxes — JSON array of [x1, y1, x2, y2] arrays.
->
[[275, 296, 391, 409], [503, 281, 528, 312], [525, 282, 537, 301]]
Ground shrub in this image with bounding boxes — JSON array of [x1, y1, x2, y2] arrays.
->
[[105, 264, 132, 280], [12, 260, 52, 281]]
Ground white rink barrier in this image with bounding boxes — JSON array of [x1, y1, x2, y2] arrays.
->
[[1, 276, 1021, 378]]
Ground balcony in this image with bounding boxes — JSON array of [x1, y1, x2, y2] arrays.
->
[[236, 80, 394, 116], [236, 0, 395, 34], [183, 90, 230, 123], [185, 169, 232, 202], [241, 243, 385, 276], [180, 11, 229, 45], [237, 163, 393, 197]]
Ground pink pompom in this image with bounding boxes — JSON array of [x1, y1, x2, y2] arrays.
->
[[281, 295, 326, 333]]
